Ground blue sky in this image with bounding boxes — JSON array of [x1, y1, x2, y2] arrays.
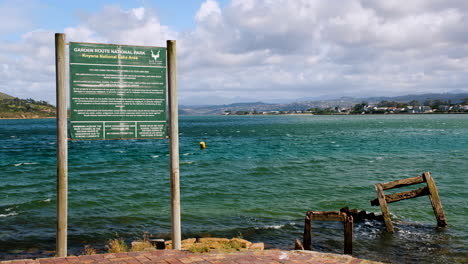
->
[[3, 0, 229, 40], [1, 0, 468, 105]]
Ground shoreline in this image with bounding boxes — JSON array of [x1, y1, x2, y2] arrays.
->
[[224, 112, 468, 116], [0, 117, 55, 120], [2, 113, 467, 119]]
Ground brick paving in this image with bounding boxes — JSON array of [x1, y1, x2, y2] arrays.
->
[[0, 250, 383, 264]]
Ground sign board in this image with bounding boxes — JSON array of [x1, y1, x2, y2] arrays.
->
[[69, 42, 167, 140]]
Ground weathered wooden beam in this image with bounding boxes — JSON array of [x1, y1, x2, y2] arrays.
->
[[380, 175, 425, 190], [303, 214, 311, 250], [376, 184, 394, 232], [423, 172, 448, 227], [307, 211, 346, 221], [370, 187, 430, 206], [343, 215, 353, 255]]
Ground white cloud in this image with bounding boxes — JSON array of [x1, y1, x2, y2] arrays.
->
[[1, 0, 467, 105], [195, 0, 222, 22], [0, 30, 55, 101], [177, 0, 468, 103], [0, 5, 177, 103], [67, 5, 177, 46]]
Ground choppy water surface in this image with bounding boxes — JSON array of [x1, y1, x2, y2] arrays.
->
[[0, 115, 467, 263]]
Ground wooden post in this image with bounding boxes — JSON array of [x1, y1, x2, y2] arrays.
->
[[343, 215, 353, 255], [167, 40, 181, 250], [376, 184, 394, 232], [55, 33, 68, 257], [423, 172, 448, 227], [303, 213, 311, 250]]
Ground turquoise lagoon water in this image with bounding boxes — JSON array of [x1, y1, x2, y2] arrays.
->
[[0, 115, 467, 263]]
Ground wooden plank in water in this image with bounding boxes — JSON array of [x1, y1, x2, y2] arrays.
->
[[308, 211, 346, 221], [423, 172, 448, 227], [376, 184, 394, 232], [380, 175, 425, 190], [370, 187, 430, 206]]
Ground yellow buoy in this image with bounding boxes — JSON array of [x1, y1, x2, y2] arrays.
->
[[199, 141, 206, 149]]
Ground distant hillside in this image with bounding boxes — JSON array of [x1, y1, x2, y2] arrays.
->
[[0, 93, 55, 119], [0, 92, 15, 100], [180, 99, 360, 115], [180, 92, 468, 115]]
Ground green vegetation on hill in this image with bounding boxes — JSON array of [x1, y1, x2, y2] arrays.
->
[[0, 93, 55, 119], [0, 92, 15, 100]]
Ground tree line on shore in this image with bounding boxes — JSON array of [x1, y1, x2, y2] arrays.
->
[[0, 97, 55, 118], [226, 98, 468, 115], [348, 98, 468, 114]]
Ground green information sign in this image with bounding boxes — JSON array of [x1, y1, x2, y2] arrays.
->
[[69, 42, 167, 140]]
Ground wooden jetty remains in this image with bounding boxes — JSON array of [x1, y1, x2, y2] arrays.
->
[[370, 171, 447, 232], [340, 206, 384, 221], [302, 211, 353, 255]]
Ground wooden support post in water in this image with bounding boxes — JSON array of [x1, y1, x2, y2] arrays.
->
[[167, 40, 181, 250], [303, 214, 311, 250], [55, 33, 68, 257], [343, 214, 353, 255], [376, 184, 394, 232], [423, 172, 448, 227]]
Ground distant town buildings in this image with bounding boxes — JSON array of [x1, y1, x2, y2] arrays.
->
[[224, 100, 468, 115]]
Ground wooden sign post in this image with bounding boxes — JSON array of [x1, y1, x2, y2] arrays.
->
[[167, 40, 181, 250], [54, 33, 68, 258]]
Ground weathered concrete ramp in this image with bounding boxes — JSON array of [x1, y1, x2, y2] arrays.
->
[[0, 250, 383, 264]]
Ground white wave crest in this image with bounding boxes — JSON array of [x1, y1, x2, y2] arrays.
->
[[0, 212, 18, 218], [255, 224, 285, 230], [14, 162, 39, 166]]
